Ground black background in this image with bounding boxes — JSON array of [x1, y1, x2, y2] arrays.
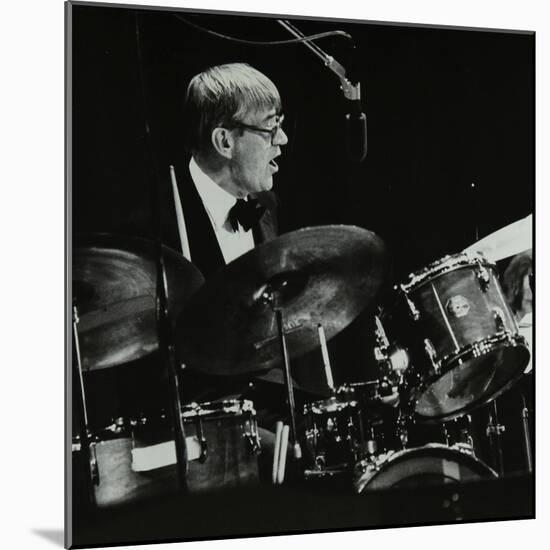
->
[[71, 3, 534, 394], [71, 4, 534, 280]]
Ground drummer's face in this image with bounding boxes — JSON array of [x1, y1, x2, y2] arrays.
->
[[229, 107, 288, 198]]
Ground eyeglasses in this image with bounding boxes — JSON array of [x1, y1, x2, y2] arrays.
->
[[230, 115, 285, 145]]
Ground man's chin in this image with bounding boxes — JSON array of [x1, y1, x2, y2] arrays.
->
[[261, 176, 274, 192], [247, 177, 273, 197]]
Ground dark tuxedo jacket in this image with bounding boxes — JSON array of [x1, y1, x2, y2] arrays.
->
[[163, 160, 279, 280], [161, 160, 284, 407]]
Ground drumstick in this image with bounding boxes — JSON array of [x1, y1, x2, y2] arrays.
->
[[318, 324, 335, 391], [272, 421, 283, 484], [277, 425, 290, 484], [169, 165, 192, 262]]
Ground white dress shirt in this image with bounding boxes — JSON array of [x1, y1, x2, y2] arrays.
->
[[188, 157, 255, 264]]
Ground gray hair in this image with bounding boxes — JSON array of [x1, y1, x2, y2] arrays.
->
[[183, 63, 282, 154]]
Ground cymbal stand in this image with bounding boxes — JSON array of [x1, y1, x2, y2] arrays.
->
[[135, 12, 189, 492], [261, 288, 302, 462], [72, 304, 97, 506], [154, 251, 190, 492], [520, 392, 533, 473], [522, 272, 534, 473], [486, 400, 505, 475]]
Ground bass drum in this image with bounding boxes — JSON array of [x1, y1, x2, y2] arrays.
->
[[354, 443, 497, 493]]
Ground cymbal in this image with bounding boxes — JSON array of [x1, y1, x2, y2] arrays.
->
[[177, 225, 386, 375], [463, 214, 532, 263], [73, 234, 204, 371]]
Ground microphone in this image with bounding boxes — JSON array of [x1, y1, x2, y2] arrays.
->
[[345, 88, 368, 163], [275, 19, 367, 162]]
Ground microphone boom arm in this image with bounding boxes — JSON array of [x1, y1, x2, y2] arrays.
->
[[277, 19, 360, 101]]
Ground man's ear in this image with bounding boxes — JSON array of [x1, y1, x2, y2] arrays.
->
[[211, 127, 234, 159]]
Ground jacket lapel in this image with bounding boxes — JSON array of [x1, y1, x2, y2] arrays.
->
[[169, 161, 279, 277], [175, 164, 226, 280], [253, 192, 278, 244]]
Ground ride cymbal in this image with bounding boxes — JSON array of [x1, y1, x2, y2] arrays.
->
[[177, 225, 387, 375]]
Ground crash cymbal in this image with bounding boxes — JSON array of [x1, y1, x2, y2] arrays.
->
[[177, 225, 386, 375], [73, 234, 204, 371], [463, 214, 532, 263]]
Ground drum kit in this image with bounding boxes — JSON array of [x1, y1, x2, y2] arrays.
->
[[71, 224, 532, 509]]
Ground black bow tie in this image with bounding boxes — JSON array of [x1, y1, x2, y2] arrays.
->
[[228, 198, 266, 232]]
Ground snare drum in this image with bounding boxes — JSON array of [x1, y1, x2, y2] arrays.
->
[[354, 443, 497, 493], [302, 395, 364, 477], [89, 414, 178, 508], [81, 399, 261, 507], [394, 253, 529, 421], [181, 399, 261, 492]]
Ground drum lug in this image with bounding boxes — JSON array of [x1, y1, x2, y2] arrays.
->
[[244, 429, 261, 455], [401, 285, 420, 321], [89, 440, 100, 486], [365, 439, 378, 455], [493, 307, 506, 332], [396, 413, 409, 449], [305, 427, 319, 446], [475, 261, 490, 291], [195, 417, 208, 463], [453, 442, 476, 456], [424, 338, 439, 374], [314, 455, 326, 471]]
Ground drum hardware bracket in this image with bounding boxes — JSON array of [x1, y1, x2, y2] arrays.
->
[[493, 308, 506, 332], [424, 338, 440, 374], [486, 423, 505, 437], [396, 414, 409, 449], [194, 417, 208, 463], [399, 286, 420, 321], [89, 441, 100, 486], [521, 394, 533, 473], [486, 400, 506, 475], [475, 260, 491, 291], [452, 442, 476, 457], [365, 439, 378, 455], [244, 427, 261, 455]]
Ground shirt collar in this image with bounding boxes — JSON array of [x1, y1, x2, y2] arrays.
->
[[189, 157, 237, 229]]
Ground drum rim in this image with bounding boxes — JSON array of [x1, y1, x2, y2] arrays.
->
[[181, 398, 256, 418], [408, 332, 529, 421], [354, 442, 498, 493], [399, 252, 495, 294], [303, 396, 359, 414]]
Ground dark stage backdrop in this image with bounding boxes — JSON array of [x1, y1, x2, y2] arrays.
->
[[70, 4, 534, 412], [71, 5, 533, 273]]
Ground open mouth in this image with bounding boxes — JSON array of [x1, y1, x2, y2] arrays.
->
[[268, 158, 279, 171]]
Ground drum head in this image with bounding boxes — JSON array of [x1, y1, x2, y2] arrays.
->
[[355, 444, 497, 493], [415, 342, 530, 421]]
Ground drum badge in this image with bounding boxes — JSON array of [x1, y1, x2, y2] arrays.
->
[[446, 295, 470, 318]]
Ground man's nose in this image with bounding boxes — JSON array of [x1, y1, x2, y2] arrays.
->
[[274, 127, 288, 146]]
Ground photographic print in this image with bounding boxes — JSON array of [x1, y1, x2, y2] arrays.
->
[[66, 1, 534, 547]]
